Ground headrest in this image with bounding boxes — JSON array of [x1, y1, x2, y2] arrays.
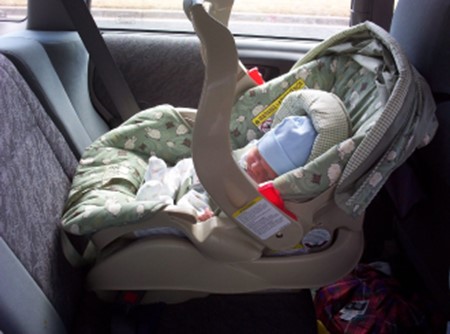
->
[[273, 89, 352, 163]]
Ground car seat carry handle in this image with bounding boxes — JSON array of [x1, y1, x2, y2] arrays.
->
[[184, 0, 257, 100], [183, 0, 233, 27], [185, 0, 303, 251]]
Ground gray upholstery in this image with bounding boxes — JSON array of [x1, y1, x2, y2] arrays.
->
[[0, 52, 82, 328], [0, 238, 67, 334], [0, 31, 110, 157], [390, 0, 450, 96], [99, 34, 204, 110], [19, 31, 110, 138]]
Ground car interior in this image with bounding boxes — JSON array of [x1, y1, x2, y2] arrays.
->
[[0, 0, 449, 333]]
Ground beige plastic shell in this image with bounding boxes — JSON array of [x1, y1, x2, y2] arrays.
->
[[86, 0, 364, 303]]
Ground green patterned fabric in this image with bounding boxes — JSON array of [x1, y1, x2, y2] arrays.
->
[[62, 106, 194, 235], [228, 52, 383, 201], [229, 22, 437, 212], [61, 22, 438, 235]]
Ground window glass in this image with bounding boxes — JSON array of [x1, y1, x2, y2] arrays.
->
[[0, 0, 26, 22], [92, 0, 351, 40]]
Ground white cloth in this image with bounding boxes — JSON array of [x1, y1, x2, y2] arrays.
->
[[136, 156, 211, 217]]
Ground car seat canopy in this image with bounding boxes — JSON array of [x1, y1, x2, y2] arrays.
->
[[228, 22, 438, 216]]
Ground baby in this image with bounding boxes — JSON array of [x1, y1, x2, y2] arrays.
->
[[244, 115, 317, 183], [137, 115, 317, 221]]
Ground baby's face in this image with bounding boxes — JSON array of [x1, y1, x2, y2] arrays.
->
[[245, 146, 278, 183]]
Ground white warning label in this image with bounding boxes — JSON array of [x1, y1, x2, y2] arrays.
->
[[233, 197, 291, 240]]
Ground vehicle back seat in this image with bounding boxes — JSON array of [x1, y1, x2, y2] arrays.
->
[[0, 22, 124, 332], [0, 50, 82, 332], [2, 1, 447, 331]]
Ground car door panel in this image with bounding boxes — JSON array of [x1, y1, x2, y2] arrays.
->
[[97, 32, 317, 113]]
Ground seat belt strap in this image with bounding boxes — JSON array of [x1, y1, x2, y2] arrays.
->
[[60, 230, 97, 267], [59, 0, 140, 123]]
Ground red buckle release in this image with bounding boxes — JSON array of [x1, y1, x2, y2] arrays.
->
[[258, 182, 297, 220], [248, 67, 265, 85]]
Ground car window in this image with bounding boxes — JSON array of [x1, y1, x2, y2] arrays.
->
[[92, 0, 351, 40], [0, 0, 26, 22]]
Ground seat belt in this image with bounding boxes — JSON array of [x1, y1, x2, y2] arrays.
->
[[60, 230, 97, 267], [59, 0, 140, 123]]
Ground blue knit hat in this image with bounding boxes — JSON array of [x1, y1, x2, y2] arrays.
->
[[257, 115, 317, 176]]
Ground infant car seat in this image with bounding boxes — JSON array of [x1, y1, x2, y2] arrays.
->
[[60, 0, 437, 303]]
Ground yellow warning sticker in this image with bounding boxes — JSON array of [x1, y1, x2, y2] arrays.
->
[[252, 79, 306, 127], [232, 196, 263, 218], [233, 196, 291, 240]]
